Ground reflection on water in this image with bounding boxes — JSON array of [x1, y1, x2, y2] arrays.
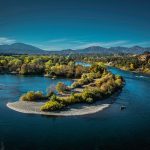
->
[[0, 69, 150, 150]]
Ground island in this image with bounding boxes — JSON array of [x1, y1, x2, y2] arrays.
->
[[7, 61, 124, 116]]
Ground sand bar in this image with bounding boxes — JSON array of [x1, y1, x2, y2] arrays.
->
[[7, 99, 111, 116]]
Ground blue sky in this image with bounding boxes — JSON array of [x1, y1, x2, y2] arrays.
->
[[0, 0, 150, 50]]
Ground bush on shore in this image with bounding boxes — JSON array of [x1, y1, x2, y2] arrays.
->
[[71, 72, 101, 88], [20, 91, 44, 101], [40, 100, 64, 111], [56, 82, 69, 93]]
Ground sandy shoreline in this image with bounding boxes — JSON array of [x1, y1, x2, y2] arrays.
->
[[7, 100, 111, 116]]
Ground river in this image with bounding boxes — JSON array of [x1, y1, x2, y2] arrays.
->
[[0, 67, 150, 150]]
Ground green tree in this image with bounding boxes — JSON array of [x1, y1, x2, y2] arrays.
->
[[56, 82, 67, 93]]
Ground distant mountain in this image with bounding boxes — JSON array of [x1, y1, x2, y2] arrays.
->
[[78, 46, 150, 54], [0, 43, 150, 55], [0, 43, 48, 54], [76, 46, 108, 54], [109, 46, 129, 54]]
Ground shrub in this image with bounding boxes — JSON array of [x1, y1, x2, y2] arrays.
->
[[85, 97, 93, 103], [40, 100, 64, 111], [115, 78, 123, 87], [95, 79, 104, 87], [115, 75, 123, 80], [60, 93, 83, 104], [100, 83, 108, 94], [50, 94, 57, 101], [56, 82, 68, 93], [82, 90, 93, 100], [70, 93, 83, 103], [90, 64, 106, 73], [71, 74, 94, 88], [81, 87, 102, 102], [20, 91, 44, 101]]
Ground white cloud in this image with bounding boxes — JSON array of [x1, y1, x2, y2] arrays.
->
[[0, 37, 16, 45]]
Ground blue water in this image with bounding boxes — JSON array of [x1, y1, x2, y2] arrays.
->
[[0, 68, 150, 150], [76, 61, 91, 67]]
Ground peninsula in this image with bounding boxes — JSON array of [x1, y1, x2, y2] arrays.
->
[[6, 58, 124, 116]]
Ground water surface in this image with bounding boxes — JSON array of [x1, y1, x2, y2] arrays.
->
[[0, 68, 150, 150]]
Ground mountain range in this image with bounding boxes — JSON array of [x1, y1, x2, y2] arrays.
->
[[0, 43, 150, 55]]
